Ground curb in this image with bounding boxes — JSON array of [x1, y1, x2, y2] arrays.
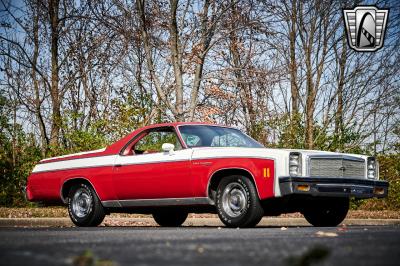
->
[[1, 217, 400, 227]]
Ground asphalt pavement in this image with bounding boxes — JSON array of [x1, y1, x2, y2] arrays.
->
[[0, 225, 399, 266]]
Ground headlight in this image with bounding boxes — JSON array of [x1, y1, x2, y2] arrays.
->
[[367, 157, 377, 179], [289, 152, 302, 176]]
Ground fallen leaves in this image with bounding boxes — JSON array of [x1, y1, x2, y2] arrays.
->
[[197, 246, 205, 254], [1, 208, 399, 219], [315, 231, 338, 237], [338, 224, 347, 232]]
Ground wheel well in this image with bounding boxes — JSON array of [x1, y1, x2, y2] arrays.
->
[[207, 168, 257, 202], [61, 178, 95, 204]]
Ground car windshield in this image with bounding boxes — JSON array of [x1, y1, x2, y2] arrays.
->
[[178, 125, 264, 148]]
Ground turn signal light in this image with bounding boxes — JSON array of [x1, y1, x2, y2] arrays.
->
[[373, 187, 385, 195], [297, 184, 310, 192]]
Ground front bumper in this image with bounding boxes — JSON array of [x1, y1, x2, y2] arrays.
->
[[279, 177, 388, 198]]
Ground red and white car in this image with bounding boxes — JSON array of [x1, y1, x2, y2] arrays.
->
[[26, 122, 388, 227]]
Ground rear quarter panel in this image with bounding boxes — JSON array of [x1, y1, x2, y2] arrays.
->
[[27, 156, 118, 203]]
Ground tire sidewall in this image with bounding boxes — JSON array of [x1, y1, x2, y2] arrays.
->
[[216, 175, 255, 226], [152, 208, 188, 227], [68, 183, 95, 225], [303, 197, 349, 227]]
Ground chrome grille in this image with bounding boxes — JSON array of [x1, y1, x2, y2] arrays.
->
[[309, 157, 365, 178]]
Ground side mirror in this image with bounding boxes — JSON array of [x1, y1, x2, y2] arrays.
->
[[162, 143, 175, 154]]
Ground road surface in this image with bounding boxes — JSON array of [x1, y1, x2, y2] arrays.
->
[[0, 225, 399, 266]]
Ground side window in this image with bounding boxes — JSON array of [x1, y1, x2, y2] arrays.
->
[[181, 133, 202, 147], [134, 130, 182, 154], [211, 133, 245, 147]]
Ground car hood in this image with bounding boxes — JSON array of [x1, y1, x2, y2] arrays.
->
[[191, 147, 367, 160]]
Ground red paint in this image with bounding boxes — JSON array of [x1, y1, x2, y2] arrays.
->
[[26, 123, 276, 205], [191, 158, 275, 199], [112, 161, 193, 199]]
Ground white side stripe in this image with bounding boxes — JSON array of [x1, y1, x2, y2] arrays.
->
[[32, 155, 117, 173], [40, 148, 106, 162], [32, 147, 280, 174]]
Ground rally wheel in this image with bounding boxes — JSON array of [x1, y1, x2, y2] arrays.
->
[[216, 175, 264, 228], [68, 183, 105, 227]]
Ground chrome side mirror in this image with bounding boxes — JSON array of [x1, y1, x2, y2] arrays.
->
[[162, 143, 175, 154]]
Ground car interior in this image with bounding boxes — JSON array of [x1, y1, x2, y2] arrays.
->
[[122, 127, 183, 156]]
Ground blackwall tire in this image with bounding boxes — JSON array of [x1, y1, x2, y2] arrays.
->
[[216, 175, 264, 228], [303, 197, 349, 227], [152, 209, 188, 227], [68, 183, 105, 227]]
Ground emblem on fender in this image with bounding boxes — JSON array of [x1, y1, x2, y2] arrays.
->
[[343, 6, 389, 52]]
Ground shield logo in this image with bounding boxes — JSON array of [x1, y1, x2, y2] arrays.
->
[[343, 6, 389, 52]]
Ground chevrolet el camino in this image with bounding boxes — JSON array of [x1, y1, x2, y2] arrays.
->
[[26, 123, 388, 227]]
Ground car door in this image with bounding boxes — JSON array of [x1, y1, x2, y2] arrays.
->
[[112, 127, 194, 200]]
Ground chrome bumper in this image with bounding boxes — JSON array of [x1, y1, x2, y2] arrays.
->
[[279, 177, 388, 199]]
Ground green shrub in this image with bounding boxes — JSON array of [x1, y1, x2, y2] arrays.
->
[[355, 154, 400, 210]]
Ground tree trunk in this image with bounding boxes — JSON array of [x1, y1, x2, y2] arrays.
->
[[288, 0, 299, 115], [287, 0, 300, 147], [335, 36, 347, 151], [32, 1, 48, 155], [169, 0, 184, 121], [228, 11, 255, 137], [188, 0, 212, 121], [136, 0, 179, 119], [49, 0, 61, 146], [304, 30, 316, 149]]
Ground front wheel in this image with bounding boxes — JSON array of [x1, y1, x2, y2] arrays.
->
[[216, 175, 264, 228], [68, 183, 105, 227], [153, 209, 188, 227], [302, 197, 349, 227]]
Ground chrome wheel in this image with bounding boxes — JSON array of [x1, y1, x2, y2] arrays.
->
[[71, 188, 93, 218], [221, 182, 248, 217]]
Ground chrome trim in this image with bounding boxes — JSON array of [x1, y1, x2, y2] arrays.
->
[[71, 187, 93, 218], [307, 154, 365, 162], [102, 197, 211, 208], [279, 176, 388, 199], [289, 152, 302, 176], [316, 183, 373, 189], [367, 156, 378, 180], [102, 200, 121, 208], [306, 155, 366, 177]]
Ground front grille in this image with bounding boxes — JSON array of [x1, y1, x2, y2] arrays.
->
[[309, 157, 365, 178]]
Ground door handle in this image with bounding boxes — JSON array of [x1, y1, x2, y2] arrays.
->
[[114, 164, 122, 168]]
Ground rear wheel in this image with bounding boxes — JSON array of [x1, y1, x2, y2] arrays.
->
[[302, 197, 349, 227], [153, 209, 188, 227], [216, 175, 264, 228], [68, 183, 105, 227]]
